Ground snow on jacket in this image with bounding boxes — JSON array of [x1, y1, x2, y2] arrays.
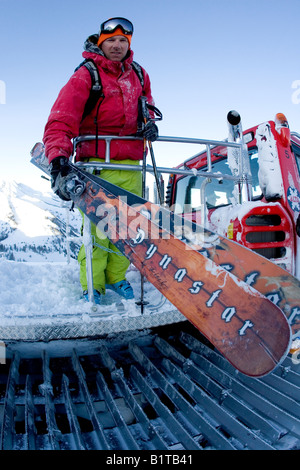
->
[[43, 35, 155, 163]]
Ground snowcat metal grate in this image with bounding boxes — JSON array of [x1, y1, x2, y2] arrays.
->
[[0, 322, 299, 451]]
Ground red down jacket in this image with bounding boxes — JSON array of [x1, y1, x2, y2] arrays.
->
[[43, 35, 155, 163]]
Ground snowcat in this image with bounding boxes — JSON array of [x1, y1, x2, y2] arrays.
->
[[0, 111, 299, 451]]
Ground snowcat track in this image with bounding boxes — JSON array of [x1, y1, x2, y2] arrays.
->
[[0, 321, 299, 451]]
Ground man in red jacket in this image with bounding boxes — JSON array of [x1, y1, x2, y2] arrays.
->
[[43, 17, 158, 304]]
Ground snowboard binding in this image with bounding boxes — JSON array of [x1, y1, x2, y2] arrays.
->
[[56, 172, 86, 200]]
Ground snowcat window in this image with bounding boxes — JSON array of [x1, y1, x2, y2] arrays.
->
[[173, 148, 261, 214], [248, 148, 261, 198], [174, 159, 234, 214], [291, 143, 300, 177]]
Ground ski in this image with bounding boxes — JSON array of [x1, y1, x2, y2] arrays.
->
[[135, 200, 300, 341], [30, 143, 291, 377], [121, 197, 300, 339]]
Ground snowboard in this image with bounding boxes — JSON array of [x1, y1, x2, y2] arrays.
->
[[30, 143, 291, 377], [134, 203, 300, 339]]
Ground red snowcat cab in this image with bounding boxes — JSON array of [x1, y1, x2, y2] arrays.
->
[[166, 112, 300, 279]]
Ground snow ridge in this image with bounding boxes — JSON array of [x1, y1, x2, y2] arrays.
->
[[0, 180, 81, 262]]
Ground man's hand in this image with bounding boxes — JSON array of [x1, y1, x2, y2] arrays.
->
[[142, 120, 158, 142], [50, 157, 72, 201]]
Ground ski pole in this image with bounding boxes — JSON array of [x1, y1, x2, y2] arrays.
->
[[142, 135, 147, 199], [139, 97, 164, 205], [136, 97, 162, 312], [148, 140, 163, 205], [138, 131, 148, 313]]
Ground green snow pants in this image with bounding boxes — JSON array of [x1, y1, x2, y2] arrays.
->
[[77, 158, 142, 293]]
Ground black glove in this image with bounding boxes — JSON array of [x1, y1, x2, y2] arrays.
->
[[142, 120, 158, 142], [50, 156, 72, 201]]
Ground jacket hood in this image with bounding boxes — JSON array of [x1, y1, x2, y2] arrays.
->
[[84, 34, 104, 56]]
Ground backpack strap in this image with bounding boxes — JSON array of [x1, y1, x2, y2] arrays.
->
[[75, 58, 144, 121], [131, 61, 144, 89], [75, 59, 104, 121]]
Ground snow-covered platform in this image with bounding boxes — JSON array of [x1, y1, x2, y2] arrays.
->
[[1, 261, 300, 451], [0, 260, 184, 341]]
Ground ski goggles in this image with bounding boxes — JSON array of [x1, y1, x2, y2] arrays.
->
[[100, 17, 134, 36]]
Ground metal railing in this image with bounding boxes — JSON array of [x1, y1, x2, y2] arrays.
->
[[291, 131, 300, 141], [73, 134, 251, 201]]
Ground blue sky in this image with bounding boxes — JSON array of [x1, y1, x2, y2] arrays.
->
[[0, 0, 299, 189]]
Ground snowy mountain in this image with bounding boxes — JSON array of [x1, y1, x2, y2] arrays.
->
[[0, 180, 82, 262], [0, 180, 171, 328]]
